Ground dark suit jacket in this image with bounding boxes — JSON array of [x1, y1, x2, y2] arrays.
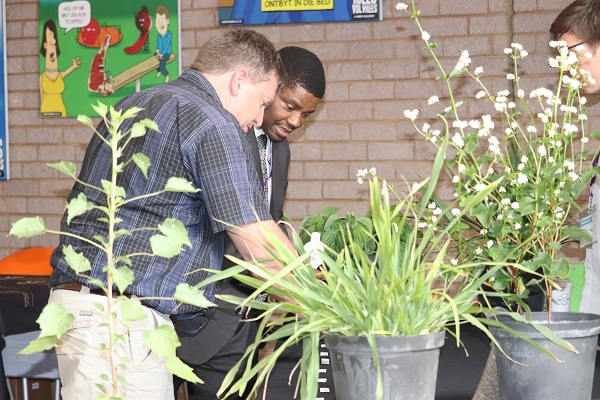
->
[[177, 128, 290, 365]]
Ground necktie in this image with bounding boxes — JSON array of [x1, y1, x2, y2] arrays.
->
[[257, 134, 269, 203], [255, 133, 269, 303]]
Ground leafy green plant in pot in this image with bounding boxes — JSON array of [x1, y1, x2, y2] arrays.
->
[[398, 1, 600, 399], [9, 102, 211, 399], [299, 205, 376, 257], [195, 135, 539, 400]]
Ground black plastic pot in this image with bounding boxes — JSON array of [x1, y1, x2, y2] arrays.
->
[[490, 312, 600, 400], [324, 331, 445, 400]]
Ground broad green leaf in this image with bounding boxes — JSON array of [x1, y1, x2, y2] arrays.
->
[[121, 106, 144, 119], [63, 245, 92, 273], [132, 153, 151, 179], [160, 218, 192, 247], [120, 299, 147, 322], [19, 335, 59, 355], [67, 192, 95, 224], [76, 114, 93, 128], [48, 161, 76, 177], [112, 266, 134, 294], [9, 217, 46, 238], [130, 124, 146, 139], [149, 235, 182, 258], [164, 177, 199, 193], [137, 118, 160, 132], [91, 101, 108, 117], [38, 303, 75, 341], [166, 356, 202, 384], [174, 283, 216, 308], [143, 324, 179, 357]]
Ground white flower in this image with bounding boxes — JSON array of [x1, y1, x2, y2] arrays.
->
[[503, 48, 512, 54], [527, 126, 537, 133], [422, 31, 431, 41], [369, 167, 377, 176], [476, 91, 486, 99], [455, 50, 471, 70], [428, 95, 439, 105], [582, 137, 589, 144], [453, 120, 468, 129], [474, 66, 484, 75], [418, 221, 427, 228], [396, 3, 408, 10], [507, 73, 516, 80], [474, 183, 487, 192], [422, 123, 430, 132], [452, 175, 459, 183], [515, 222, 521, 230], [475, 247, 483, 255], [517, 173, 528, 185], [487, 240, 494, 249], [451, 259, 458, 266], [511, 201, 520, 210], [538, 145, 547, 156], [452, 132, 464, 148], [517, 89, 525, 98], [501, 198, 511, 205], [404, 109, 419, 121], [520, 50, 528, 58], [451, 208, 460, 216]]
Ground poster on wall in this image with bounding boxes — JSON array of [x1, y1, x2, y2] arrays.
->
[[38, 0, 181, 118], [0, 0, 7, 180], [219, 0, 382, 25]]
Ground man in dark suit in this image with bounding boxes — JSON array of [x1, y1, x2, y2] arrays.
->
[[174, 46, 327, 400]]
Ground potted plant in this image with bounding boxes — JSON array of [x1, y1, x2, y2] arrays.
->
[[299, 205, 375, 257], [194, 130, 545, 400], [397, 1, 600, 399], [9, 103, 209, 399]]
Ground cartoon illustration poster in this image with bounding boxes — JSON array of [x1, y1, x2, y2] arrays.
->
[[0, 0, 7, 180], [39, 0, 180, 118], [218, 0, 382, 25]]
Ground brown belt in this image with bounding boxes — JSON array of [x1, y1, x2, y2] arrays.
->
[[54, 281, 179, 329], [53, 281, 130, 298]]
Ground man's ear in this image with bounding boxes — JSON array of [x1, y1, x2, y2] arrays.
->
[[230, 68, 249, 96]]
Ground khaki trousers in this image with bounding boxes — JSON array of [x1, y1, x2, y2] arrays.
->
[[49, 288, 174, 400]]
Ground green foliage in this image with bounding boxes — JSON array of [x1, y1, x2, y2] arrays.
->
[[207, 138, 561, 400], [299, 207, 376, 256], [9, 101, 210, 399], [399, 0, 597, 316]]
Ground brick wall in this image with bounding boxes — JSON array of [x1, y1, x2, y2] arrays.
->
[[1, 0, 595, 261]]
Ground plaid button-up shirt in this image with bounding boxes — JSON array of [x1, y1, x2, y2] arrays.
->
[[50, 70, 271, 333]]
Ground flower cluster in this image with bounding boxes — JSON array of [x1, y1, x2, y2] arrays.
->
[[398, 1, 599, 308]]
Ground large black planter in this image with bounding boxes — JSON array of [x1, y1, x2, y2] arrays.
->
[[324, 331, 445, 400], [490, 312, 600, 400]]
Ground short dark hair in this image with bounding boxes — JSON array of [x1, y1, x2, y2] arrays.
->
[[278, 46, 326, 99], [191, 28, 285, 84], [550, 0, 600, 47]]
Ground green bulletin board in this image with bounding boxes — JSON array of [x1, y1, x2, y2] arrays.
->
[[38, 0, 180, 118]]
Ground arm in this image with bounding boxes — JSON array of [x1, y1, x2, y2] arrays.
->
[[61, 57, 81, 79], [227, 219, 297, 276]]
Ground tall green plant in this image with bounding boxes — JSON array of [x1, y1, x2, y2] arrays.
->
[[398, 1, 597, 317], [9, 102, 213, 399], [299, 206, 376, 256], [189, 136, 571, 400]]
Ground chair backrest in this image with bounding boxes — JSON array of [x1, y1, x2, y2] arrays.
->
[[0, 247, 54, 275]]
